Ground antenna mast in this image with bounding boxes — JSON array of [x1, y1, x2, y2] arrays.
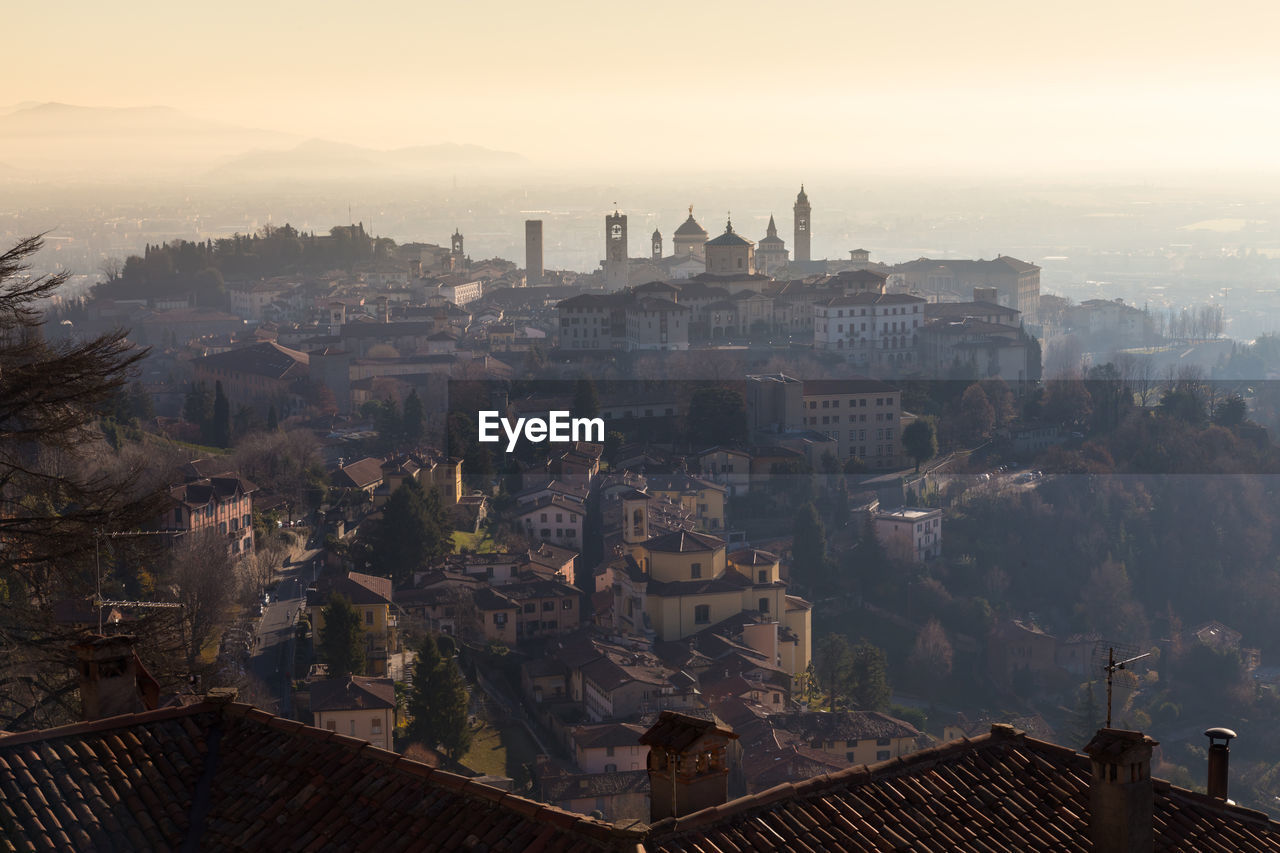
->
[[1103, 646, 1152, 728]]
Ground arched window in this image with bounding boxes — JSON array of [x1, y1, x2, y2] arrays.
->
[[632, 508, 644, 538]]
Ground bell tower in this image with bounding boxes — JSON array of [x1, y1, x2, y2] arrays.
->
[[450, 228, 466, 273], [604, 209, 628, 292], [622, 489, 649, 547], [652, 229, 663, 260], [793, 185, 811, 263]]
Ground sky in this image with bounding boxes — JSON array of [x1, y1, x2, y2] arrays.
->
[[7, 0, 1280, 175]]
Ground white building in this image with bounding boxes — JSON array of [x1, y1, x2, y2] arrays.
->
[[814, 292, 927, 371], [874, 508, 942, 563]]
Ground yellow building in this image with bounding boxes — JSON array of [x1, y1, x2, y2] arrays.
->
[[613, 492, 811, 674], [307, 572, 399, 677], [644, 472, 728, 532], [310, 676, 397, 750]]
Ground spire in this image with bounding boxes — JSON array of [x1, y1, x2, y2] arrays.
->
[[796, 184, 809, 204], [725, 212, 734, 234], [767, 214, 777, 237]]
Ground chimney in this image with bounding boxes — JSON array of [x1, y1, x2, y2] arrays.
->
[[1084, 728, 1158, 853], [73, 635, 160, 721], [640, 711, 738, 822], [1205, 727, 1236, 801]]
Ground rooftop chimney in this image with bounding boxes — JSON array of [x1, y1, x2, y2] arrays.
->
[[640, 711, 738, 822], [1084, 728, 1157, 853], [73, 635, 160, 721], [1205, 727, 1236, 801]]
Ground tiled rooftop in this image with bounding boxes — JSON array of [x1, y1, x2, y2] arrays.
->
[[0, 701, 638, 852], [645, 724, 1280, 853]]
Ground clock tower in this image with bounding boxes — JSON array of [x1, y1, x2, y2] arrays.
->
[[604, 209, 629, 292], [793, 185, 811, 263], [652, 228, 663, 260]]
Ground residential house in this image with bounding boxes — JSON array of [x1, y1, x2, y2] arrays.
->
[[307, 572, 399, 677], [873, 507, 942, 563], [310, 676, 397, 750]]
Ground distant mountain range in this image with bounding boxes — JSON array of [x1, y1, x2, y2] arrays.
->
[[0, 103, 522, 181], [208, 138, 523, 180]]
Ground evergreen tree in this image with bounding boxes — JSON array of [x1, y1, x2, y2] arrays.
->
[[211, 380, 231, 447], [848, 640, 892, 711], [791, 502, 827, 588], [184, 381, 213, 428], [814, 632, 853, 710], [403, 389, 426, 445], [405, 634, 473, 760], [371, 480, 451, 588], [686, 386, 746, 447], [320, 593, 366, 677], [573, 377, 600, 419], [267, 405, 279, 431], [901, 419, 938, 472]]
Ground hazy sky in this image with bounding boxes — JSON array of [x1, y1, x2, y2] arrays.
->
[[8, 0, 1280, 174]]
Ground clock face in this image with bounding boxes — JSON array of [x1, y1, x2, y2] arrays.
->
[[611, 224, 622, 239]]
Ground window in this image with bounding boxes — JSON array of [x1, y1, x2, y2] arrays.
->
[[371, 717, 382, 735], [524, 603, 536, 614], [876, 738, 892, 746], [847, 739, 858, 748], [758, 570, 768, 584], [350, 720, 356, 735], [494, 613, 507, 626], [877, 750, 891, 761], [691, 562, 702, 578], [606, 746, 615, 757], [605, 763, 617, 773], [694, 605, 710, 624], [543, 600, 555, 611], [326, 721, 336, 731], [365, 610, 373, 626], [759, 597, 770, 613]]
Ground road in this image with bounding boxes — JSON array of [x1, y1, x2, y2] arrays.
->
[[248, 569, 304, 716]]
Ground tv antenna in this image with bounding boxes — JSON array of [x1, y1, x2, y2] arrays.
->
[[94, 529, 185, 633], [1101, 646, 1151, 728]]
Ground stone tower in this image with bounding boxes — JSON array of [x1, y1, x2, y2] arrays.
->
[[652, 228, 663, 260], [793, 185, 811, 263], [450, 228, 466, 273], [604, 209, 628, 292], [757, 214, 788, 276], [642, 711, 739, 822], [525, 220, 543, 286]]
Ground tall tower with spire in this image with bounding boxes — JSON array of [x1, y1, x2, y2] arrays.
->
[[604, 208, 629, 292], [757, 214, 788, 276], [449, 228, 467, 273], [652, 228, 663, 260], [793, 185, 811, 263]]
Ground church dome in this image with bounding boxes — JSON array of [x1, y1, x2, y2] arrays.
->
[[675, 208, 708, 237]]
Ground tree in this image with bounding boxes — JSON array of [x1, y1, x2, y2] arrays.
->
[[168, 529, 237, 669], [791, 503, 827, 588], [1212, 394, 1248, 428], [267, 405, 279, 431], [847, 641, 892, 711], [209, 379, 232, 445], [901, 419, 938, 472], [908, 618, 954, 701], [184, 381, 213, 429], [405, 634, 473, 760], [573, 377, 600, 419], [958, 384, 995, 444], [686, 386, 746, 447], [370, 480, 451, 588], [402, 389, 426, 445], [814, 633, 853, 710], [320, 593, 366, 677], [0, 236, 173, 729]]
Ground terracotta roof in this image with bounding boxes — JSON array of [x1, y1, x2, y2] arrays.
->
[[333, 456, 385, 490], [309, 676, 396, 713], [645, 724, 1280, 852], [308, 571, 393, 609], [644, 530, 724, 554], [572, 723, 649, 751], [192, 341, 309, 379], [639, 712, 738, 752], [542, 770, 650, 802], [0, 701, 638, 851], [726, 548, 777, 566]]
